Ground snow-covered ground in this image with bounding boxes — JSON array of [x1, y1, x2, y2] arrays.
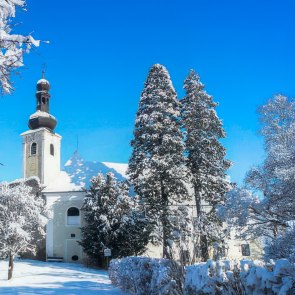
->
[[0, 259, 124, 294]]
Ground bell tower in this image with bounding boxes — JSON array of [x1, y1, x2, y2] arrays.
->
[[21, 76, 62, 186]]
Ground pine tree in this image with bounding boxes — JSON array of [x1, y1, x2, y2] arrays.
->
[[80, 173, 151, 267], [128, 64, 190, 259], [181, 70, 231, 261]]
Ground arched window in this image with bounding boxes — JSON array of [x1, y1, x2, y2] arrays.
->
[[31, 142, 37, 155], [67, 207, 80, 225], [50, 144, 54, 156]]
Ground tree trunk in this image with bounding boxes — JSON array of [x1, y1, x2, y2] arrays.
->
[[194, 186, 209, 262], [162, 217, 170, 259], [8, 253, 14, 280], [161, 182, 171, 259], [273, 224, 278, 238]]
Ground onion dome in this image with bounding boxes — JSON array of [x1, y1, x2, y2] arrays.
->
[[28, 76, 57, 131], [37, 78, 50, 92]]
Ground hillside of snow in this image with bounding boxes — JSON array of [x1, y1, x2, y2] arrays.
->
[[0, 259, 123, 294], [63, 151, 128, 188]]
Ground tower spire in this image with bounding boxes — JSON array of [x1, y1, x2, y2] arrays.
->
[[42, 63, 46, 79], [28, 75, 57, 131]]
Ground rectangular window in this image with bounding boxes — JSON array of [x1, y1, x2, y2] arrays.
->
[[241, 244, 250, 256]]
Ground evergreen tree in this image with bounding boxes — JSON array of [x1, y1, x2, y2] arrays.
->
[[80, 173, 151, 266], [181, 70, 231, 261], [128, 64, 190, 259]]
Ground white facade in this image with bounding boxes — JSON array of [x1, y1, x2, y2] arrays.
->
[[45, 191, 85, 263], [21, 125, 85, 263]]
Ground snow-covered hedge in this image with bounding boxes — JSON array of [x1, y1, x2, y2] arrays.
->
[[185, 259, 295, 295], [109, 256, 183, 295]]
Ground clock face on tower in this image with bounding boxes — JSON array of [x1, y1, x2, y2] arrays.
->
[[26, 133, 41, 143], [26, 134, 35, 143]]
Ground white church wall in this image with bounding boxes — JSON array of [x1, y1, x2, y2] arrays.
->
[[45, 191, 85, 263], [42, 130, 61, 186]]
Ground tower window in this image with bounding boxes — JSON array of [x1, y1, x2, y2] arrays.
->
[[31, 142, 37, 155], [67, 207, 80, 226], [50, 144, 54, 156]]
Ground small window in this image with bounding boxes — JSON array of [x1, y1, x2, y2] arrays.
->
[[31, 142, 37, 155], [241, 244, 250, 256], [50, 144, 54, 156], [42, 97, 46, 104], [67, 207, 80, 226], [71, 233, 75, 238], [72, 255, 78, 261]]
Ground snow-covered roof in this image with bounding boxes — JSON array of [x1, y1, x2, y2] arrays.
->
[[37, 78, 50, 84], [29, 110, 56, 120], [43, 171, 82, 193], [102, 162, 128, 178], [63, 151, 128, 188]]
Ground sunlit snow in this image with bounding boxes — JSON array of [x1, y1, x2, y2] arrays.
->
[[102, 162, 128, 178], [0, 259, 123, 295]]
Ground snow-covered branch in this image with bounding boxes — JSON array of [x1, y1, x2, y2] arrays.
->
[[0, 0, 40, 94]]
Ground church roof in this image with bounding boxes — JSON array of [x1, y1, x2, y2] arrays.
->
[[63, 151, 128, 188]]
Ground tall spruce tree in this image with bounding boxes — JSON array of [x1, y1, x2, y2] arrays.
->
[[128, 64, 189, 259], [80, 173, 151, 266], [181, 70, 231, 261]]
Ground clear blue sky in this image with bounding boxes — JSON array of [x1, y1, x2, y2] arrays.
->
[[1, 0, 295, 184]]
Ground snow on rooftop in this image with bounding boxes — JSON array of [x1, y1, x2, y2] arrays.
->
[[29, 110, 56, 120], [102, 162, 128, 178], [43, 171, 82, 192], [64, 159, 72, 167], [37, 78, 49, 84]]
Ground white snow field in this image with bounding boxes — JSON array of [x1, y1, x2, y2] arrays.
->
[[0, 259, 124, 294]]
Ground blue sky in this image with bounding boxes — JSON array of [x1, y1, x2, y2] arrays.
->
[[1, 0, 295, 184]]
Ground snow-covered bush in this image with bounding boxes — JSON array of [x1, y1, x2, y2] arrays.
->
[[109, 256, 183, 295], [185, 259, 295, 295]]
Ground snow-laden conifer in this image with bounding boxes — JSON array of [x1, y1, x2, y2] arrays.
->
[[181, 70, 231, 261], [80, 173, 151, 267], [128, 64, 190, 259], [0, 177, 48, 280]]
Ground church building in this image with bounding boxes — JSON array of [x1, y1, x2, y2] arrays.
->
[[19, 76, 262, 264], [21, 77, 86, 263]]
